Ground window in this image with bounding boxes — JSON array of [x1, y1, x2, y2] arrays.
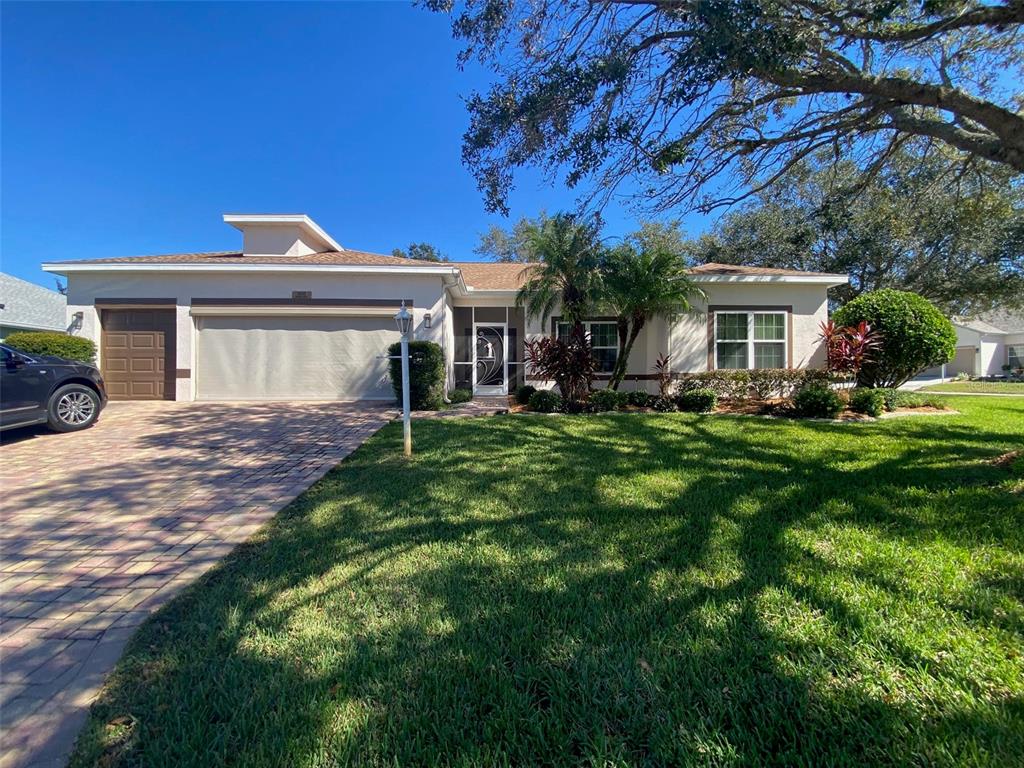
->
[[557, 320, 619, 373], [1009, 345, 1024, 370], [714, 311, 787, 370]]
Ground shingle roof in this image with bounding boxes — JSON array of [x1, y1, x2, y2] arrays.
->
[[47, 253, 844, 290], [0, 272, 66, 332], [956, 310, 1024, 334], [690, 262, 845, 278]]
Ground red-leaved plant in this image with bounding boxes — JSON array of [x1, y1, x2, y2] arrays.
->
[[819, 320, 882, 377], [653, 353, 673, 397], [524, 325, 595, 404]]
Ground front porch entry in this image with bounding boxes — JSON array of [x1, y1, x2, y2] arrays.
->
[[452, 305, 525, 397]]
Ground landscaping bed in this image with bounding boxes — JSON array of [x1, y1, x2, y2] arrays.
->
[[70, 397, 1024, 767]]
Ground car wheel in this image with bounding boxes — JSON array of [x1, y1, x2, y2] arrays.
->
[[46, 384, 101, 432]]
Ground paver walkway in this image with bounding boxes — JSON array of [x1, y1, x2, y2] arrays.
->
[[0, 401, 392, 768]]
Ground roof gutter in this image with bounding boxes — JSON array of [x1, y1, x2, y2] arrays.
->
[[42, 262, 461, 277], [691, 274, 848, 287]]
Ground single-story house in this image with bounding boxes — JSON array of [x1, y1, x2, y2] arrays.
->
[[940, 311, 1024, 377], [0, 272, 67, 339], [43, 213, 848, 402]]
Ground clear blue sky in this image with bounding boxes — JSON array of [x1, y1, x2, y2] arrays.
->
[[1, 1, 712, 288]]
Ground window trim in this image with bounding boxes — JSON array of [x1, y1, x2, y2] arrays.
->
[[555, 318, 620, 374], [1009, 344, 1024, 369], [707, 306, 793, 370]]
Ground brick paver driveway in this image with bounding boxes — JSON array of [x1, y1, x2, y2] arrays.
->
[[0, 401, 392, 768]]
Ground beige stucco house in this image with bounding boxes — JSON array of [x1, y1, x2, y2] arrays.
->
[[43, 213, 847, 402]]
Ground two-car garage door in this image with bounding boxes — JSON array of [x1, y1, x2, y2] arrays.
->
[[195, 315, 401, 401]]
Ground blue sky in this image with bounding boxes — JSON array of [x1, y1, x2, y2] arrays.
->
[[1, 1, 711, 287]]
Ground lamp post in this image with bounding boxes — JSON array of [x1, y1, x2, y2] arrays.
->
[[394, 301, 413, 456]]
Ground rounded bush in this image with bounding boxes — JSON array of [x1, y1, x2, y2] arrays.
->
[[528, 389, 562, 413], [448, 388, 472, 404], [626, 390, 654, 408], [387, 340, 445, 410], [677, 388, 718, 413], [515, 384, 537, 405], [651, 396, 677, 412], [793, 385, 844, 419], [849, 388, 886, 417], [832, 289, 956, 387], [588, 388, 626, 412], [5, 332, 95, 363]]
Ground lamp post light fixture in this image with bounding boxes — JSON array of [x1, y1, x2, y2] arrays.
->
[[394, 301, 413, 456]]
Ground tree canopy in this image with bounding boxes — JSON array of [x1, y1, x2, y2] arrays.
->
[[392, 242, 449, 262], [427, 0, 1024, 214], [686, 148, 1024, 315]]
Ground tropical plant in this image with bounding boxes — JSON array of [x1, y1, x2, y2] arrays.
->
[[833, 289, 956, 387], [820, 320, 882, 378], [652, 353, 674, 398], [515, 213, 604, 329], [602, 249, 703, 389], [523, 329, 595, 405]]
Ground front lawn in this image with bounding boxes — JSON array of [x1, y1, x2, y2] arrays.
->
[[923, 381, 1024, 394], [72, 398, 1024, 767]]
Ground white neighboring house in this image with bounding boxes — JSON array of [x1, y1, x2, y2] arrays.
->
[[0, 272, 67, 339], [43, 213, 848, 402], [944, 311, 1024, 377]]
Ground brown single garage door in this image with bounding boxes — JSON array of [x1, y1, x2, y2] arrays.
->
[[101, 309, 176, 400]]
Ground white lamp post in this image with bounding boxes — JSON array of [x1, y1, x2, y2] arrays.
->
[[394, 301, 413, 456]]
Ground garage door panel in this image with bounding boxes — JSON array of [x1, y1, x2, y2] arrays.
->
[[197, 315, 401, 401], [101, 309, 175, 401]]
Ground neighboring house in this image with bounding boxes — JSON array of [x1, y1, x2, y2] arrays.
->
[[0, 272, 67, 339], [43, 213, 848, 402], [942, 311, 1024, 377]]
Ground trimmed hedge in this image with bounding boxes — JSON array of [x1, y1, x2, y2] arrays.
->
[[515, 385, 537, 405], [677, 369, 827, 400], [626, 390, 654, 408], [832, 289, 956, 388], [793, 385, 844, 419], [387, 340, 445, 410], [528, 389, 562, 413], [677, 388, 718, 413], [849, 388, 886, 417], [5, 331, 95, 363], [588, 389, 626, 412]]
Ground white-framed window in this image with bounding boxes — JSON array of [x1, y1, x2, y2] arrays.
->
[[714, 311, 787, 370], [1009, 345, 1024, 370], [557, 320, 618, 372]]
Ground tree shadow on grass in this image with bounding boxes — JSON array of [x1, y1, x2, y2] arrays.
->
[[70, 410, 1024, 767]]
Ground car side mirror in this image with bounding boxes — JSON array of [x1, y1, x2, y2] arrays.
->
[[6, 355, 26, 370]]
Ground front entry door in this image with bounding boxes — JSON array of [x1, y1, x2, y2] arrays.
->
[[473, 324, 507, 395]]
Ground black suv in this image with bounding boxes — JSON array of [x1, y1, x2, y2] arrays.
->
[[1, 344, 107, 432]]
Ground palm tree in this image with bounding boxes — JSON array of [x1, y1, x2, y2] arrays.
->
[[515, 214, 604, 334], [602, 245, 704, 390]]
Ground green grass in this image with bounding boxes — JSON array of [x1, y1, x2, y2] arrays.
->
[[71, 398, 1024, 767], [923, 381, 1024, 394]]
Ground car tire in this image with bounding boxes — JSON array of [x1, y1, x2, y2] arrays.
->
[[46, 384, 101, 433]]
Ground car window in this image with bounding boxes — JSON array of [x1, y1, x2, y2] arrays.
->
[[0, 346, 11, 362]]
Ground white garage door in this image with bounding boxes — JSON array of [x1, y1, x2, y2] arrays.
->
[[196, 315, 400, 400]]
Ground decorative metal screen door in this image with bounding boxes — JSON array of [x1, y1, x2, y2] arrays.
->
[[473, 323, 508, 395]]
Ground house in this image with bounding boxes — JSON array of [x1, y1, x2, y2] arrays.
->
[[943, 311, 1024, 377], [0, 272, 67, 339], [43, 213, 848, 401]]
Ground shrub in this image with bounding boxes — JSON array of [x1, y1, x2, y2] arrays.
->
[[449, 388, 472, 404], [651, 396, 677, 412], [588, 388, 626, 412], [524, 329, 595, 405], [528, 389, 562, 413], [793, 385, 844, 419], [832, 289, 956, 387], [679, 369, 822, 400], [676, 388, 718, 413], [677, 370, 750, 400], [5, 331, 95, 363], [849, 388, 886, 417], [626, 390, 654, 408], [515, 385, 537, 405], [387, 340, 445, 410]]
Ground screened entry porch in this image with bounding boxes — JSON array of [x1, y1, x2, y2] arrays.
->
[[452, 306, 526, 396]]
